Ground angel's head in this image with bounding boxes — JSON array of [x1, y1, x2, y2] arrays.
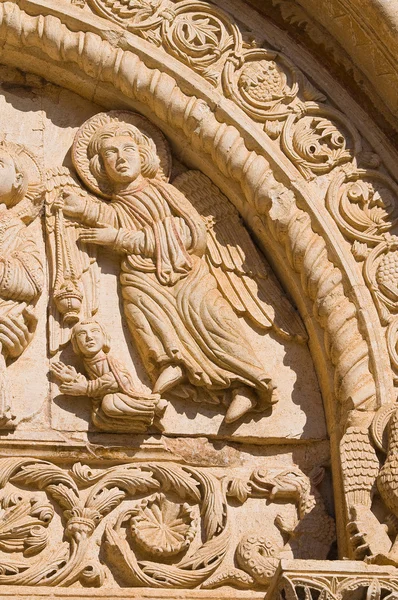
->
[[87, 123, 160, 189], [71, 320, 111, 358], [0, 142, 29, 208]]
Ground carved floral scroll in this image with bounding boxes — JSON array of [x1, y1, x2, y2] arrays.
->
[[0, 0, 395, 584], [0, 458, 333, 589]]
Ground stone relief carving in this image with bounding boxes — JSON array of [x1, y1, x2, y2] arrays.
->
[[326, 168, 398, 382], [48, 110, 306, 427], [3, 0, 376, 420], [0, 141, 44, 429], [0, 0, 379, 568], [79, 0, 363, 181], [45, 166, 100, 352], [51, 320, 166, 432], [350, 403, 398, 567], [0, 457, 334, 589], [273, 562, 398, 600], [205, 466, 335, 589], [0, 0, 395, 588]]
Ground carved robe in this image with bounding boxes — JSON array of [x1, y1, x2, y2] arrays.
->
[[83, 351, 159, 431], [82, 178, 271, 404], [0, 213, 43, 352]]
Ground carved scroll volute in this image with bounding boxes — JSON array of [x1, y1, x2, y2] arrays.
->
[[222, 49, 300, 126], [86, 0, 170, 42], [327, 169, 398, 250], [161, 1, 242, 84], [327, 169, 398, 327], [281, 102, 362, 179]]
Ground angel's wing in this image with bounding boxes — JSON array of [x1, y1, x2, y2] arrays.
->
[[45, 167, 100, 353], [173, 170, 307, 343]]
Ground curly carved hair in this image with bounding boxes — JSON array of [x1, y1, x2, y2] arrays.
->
[[70, 320, 111, 355], [87, 122, 160, 185], [0, 141, 29, 206]]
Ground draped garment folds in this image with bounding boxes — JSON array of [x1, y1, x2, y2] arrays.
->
[[0, 215, 43, 355], [83, 352, 158, 432], [82, 178, 271, 402]]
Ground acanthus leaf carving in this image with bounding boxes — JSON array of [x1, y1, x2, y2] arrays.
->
[[205, 465, 335, 589], [0, 0, 394, 580], [327, 168, 398, 375], [281, 103, 361, 179], [0, 456, 337, 589]]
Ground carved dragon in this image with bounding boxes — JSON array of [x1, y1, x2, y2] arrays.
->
[[205, 466, 335, 589]]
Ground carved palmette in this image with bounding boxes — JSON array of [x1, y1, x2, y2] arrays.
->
[[45, 167, 100, 353]]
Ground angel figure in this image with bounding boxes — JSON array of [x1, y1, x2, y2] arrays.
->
[[51, 111, 306, 424], [52, 320, 165, 433], [0, 141, 44, 428]]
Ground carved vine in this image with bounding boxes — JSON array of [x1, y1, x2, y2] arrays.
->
[[0, 458, 227, 587], [0, 1, 380, 558], [74, 0, 398, 383], [81, 0, 364, 182], [0, 458, 333, 588]]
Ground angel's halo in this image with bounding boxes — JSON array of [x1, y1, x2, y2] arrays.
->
[[0, 139, 43, 188], [71, 110, 172, 199]]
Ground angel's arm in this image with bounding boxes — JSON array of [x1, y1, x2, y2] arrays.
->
[[60, 190, 118, 228], [111, 216, 193, 256], [0, 228, 43, 303], [80, 194, 118, 228]]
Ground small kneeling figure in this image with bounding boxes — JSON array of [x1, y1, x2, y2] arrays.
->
[[51, 320, 166, 433]]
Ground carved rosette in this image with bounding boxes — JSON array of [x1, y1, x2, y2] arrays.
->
[[1, 0, 398, 576], [130, 493, 196, 557], [0, 459, 229, 588]]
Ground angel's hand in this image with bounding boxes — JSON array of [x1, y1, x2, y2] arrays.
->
[[56, 189, 85, 218], [51, 362, 78, 383], [59, 373, 89, 396], [79, 226, 119, 247], [0, 314, 33, 358]]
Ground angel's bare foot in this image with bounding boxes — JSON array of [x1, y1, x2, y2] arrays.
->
[[155, 397, 168, 416], [153, 365, 184, 394], [225, 387, 257, 423]]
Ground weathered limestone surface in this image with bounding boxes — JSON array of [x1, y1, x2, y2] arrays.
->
[[0, 0, 394, 596]]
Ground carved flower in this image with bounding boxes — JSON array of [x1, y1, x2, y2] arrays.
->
[[131, 493, 196, 557]]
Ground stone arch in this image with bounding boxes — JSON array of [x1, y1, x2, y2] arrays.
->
[[0, 0, 395, 562]]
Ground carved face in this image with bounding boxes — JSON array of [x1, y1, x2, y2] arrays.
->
[[99, 135, 141, 184], [0, 149, 23, 207], [73, 322, 105, 357]]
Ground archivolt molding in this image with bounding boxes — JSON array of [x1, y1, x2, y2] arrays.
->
[[0, 0, 394, 559], [276, 0, 398, 125], [246, 0, 398, 142]]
